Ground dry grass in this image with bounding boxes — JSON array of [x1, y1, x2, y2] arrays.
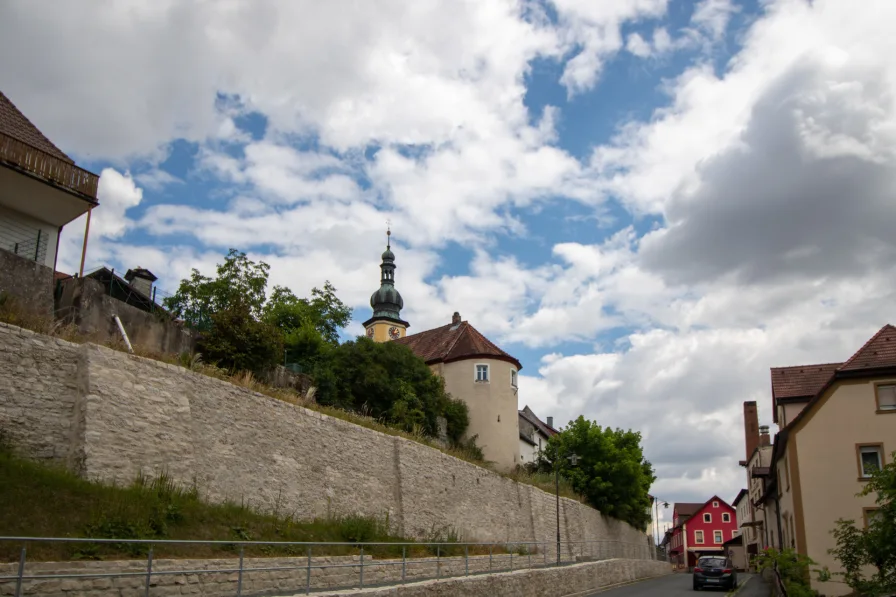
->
[[0, 294, 586, 502]]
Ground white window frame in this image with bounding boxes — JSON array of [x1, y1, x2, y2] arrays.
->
[[712, 501, 719, 508], [858, 445, 884, 478], [475, 363, 490, 383], [510, 369, 518, 387], [703, 513, 712, 523], [713, 530, 723, 544], [695, 530, 704, 545], [722, 513, 731, 523], [877, 384, 896, 411]]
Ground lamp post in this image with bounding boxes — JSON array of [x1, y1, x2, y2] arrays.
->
[[556, 451, 579, 566]]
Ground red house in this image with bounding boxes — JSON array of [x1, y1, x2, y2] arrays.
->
[[667, 496, 739, 569]]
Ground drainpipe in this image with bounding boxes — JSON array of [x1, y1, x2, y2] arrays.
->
[[54, 225, 62, 272]]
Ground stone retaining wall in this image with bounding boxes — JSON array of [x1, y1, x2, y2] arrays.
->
[[0, 322, 653, 556], [0, 555, 670, 597]]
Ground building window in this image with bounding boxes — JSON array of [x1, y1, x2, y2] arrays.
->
[[475, 364, 489, 382], [858, 444, 884, 479], [714, 531, 723, 544], [722, 513, 731, 523], [876, 384, 896, 412], [510, 369, 518, 387], [712, 501, 719, 508], [703, 513, 712, 523], [695, 530, 704, 544], [863, 508, 881, 528]]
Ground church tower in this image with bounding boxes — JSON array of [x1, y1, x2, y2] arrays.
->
[[363, 229, 409, 342]]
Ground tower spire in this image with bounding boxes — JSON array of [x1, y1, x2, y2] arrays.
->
[[386, 220, 391, 249]]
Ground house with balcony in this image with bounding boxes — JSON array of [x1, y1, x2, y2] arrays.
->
[[0, 90, 99, 312], [759, 324, 896, 596], [667, 496, 739, 569]]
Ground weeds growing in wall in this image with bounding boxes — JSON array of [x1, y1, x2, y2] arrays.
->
[[0, 295, 585, 503]]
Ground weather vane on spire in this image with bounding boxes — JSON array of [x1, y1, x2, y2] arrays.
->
[[386, 219, 392, 248]]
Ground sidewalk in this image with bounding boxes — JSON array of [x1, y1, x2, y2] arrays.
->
[[735, 573, 771, 597]]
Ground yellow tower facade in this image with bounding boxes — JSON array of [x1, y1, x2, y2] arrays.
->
[[363, 231, 409, 342]]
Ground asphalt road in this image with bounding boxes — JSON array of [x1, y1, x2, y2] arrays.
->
[[585, 573, 762, 597]]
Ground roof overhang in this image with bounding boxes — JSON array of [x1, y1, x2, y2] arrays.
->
[[0, 163, 96, 227], [442, 352, 522, 370], [363, 315, 411, 329]]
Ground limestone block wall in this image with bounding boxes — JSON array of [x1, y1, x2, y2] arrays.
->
[[0, 322, 652, 553], [0, 247, 55, 316]]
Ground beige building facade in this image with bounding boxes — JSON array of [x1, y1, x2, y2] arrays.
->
[[761, 324, 896, 596], [362, 238, 525, 471]]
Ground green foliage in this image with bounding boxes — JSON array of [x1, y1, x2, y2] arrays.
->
[[163, 249, 352, 374], [198, 300, 284, 375], [755, 547, 820, 597], [827, 451, 896, 596], [164, 249, 270, 328], [534, 416, 655, 529], [311, 337, 471, 443]]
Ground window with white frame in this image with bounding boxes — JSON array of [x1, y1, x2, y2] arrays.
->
[[703, 513, 712, 523], [722, 513, 731, 523], [732, 530, 740, 538], [877, 385, 896, 411], [695, 530, 704, 544], [712, 501, 719, 508], [713, 530, 723, 544], [510, 369, 518, 387], [858, 445, 884, 478], [475, 364, 490, 382]]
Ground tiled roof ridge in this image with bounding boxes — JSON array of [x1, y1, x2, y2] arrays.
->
[[453, 322, 515, 361], [770, 361, 843, 371], [838, 324, 896, 371], [443, 320, 469, 359], [0, 91, 73, 163]]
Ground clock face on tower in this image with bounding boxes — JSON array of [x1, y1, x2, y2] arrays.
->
[[366, 327, 374, 338], [388, 326, 401, 339]]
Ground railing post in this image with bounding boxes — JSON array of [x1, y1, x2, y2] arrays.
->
[[464, 545, 469, 576], [236, 545, 244, 596], [34, 229, 41, 262], [402, 546, 406, 583], [14, 547, 25, 597], [144, 546, 154, 597], [359, 547, 364, 588], [305, 546, 312, 595]]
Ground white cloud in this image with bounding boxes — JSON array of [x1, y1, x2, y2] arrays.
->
[[626, 33, 653, 58], [691, 0, 738, 41]]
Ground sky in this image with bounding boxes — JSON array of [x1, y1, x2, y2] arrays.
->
[[2, 0, 895, 535]]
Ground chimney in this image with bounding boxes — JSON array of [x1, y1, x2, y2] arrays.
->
[[124, 267, 158, 299], [546, 416, 554, 428], [743, 401, 759, 461], [452, 311, 461, 325], [759, 425, 771, 447]]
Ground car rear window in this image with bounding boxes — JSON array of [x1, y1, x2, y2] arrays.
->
[[699, 558, 727, 567]]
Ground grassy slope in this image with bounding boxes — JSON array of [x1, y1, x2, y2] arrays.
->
[[0, 447, 502, 562]]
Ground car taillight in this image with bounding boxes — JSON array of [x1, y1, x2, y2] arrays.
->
[[723, 569, 732, 574], [694, 567, 703, 573]]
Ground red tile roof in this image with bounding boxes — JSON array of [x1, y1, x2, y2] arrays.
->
[[394, 320, 522, 370], [770, 362, 841, 399], [0, 91, 73, 163], [673, 503, 704, 518], [838, 324, 896, 372]]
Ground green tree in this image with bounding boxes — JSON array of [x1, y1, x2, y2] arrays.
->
[[164, 249, 270, 329], [311, 337, 470, 443], [535, 417, 656, 530], [198, 300, 284, 375], [755, 547, 820, 597], [828, 451, 896, 596]]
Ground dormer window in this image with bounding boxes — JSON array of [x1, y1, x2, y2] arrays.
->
[[475, 364, 489, 382], [510, 369, 518, 387]]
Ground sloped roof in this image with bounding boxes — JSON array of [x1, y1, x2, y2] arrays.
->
[[0, 91, 73, 162], [838, 324, 896, 372], [519, 405, 559, 438], [732, 488, 748, 507], [394, 320, 522, 370], [770, 363, 841, 399], [674, 503, 704, 518]]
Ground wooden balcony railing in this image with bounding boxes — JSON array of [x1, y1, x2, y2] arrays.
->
[[0, 132, 99, 200]]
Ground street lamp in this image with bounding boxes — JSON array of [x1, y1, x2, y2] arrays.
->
[[556, 451, 579, 566]]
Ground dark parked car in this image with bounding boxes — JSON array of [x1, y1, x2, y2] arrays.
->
[[693, 555, 738, 590]]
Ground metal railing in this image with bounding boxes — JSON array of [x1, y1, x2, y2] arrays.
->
[[0, 217, 48, 264], [0, 536, 658, 596], [0, 132, 99, 199]]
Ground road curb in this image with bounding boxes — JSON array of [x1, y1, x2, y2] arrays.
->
[[725, 574, 754, 597]]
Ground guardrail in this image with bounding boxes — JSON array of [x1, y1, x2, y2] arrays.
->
[[0, 536, 657, 596]]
